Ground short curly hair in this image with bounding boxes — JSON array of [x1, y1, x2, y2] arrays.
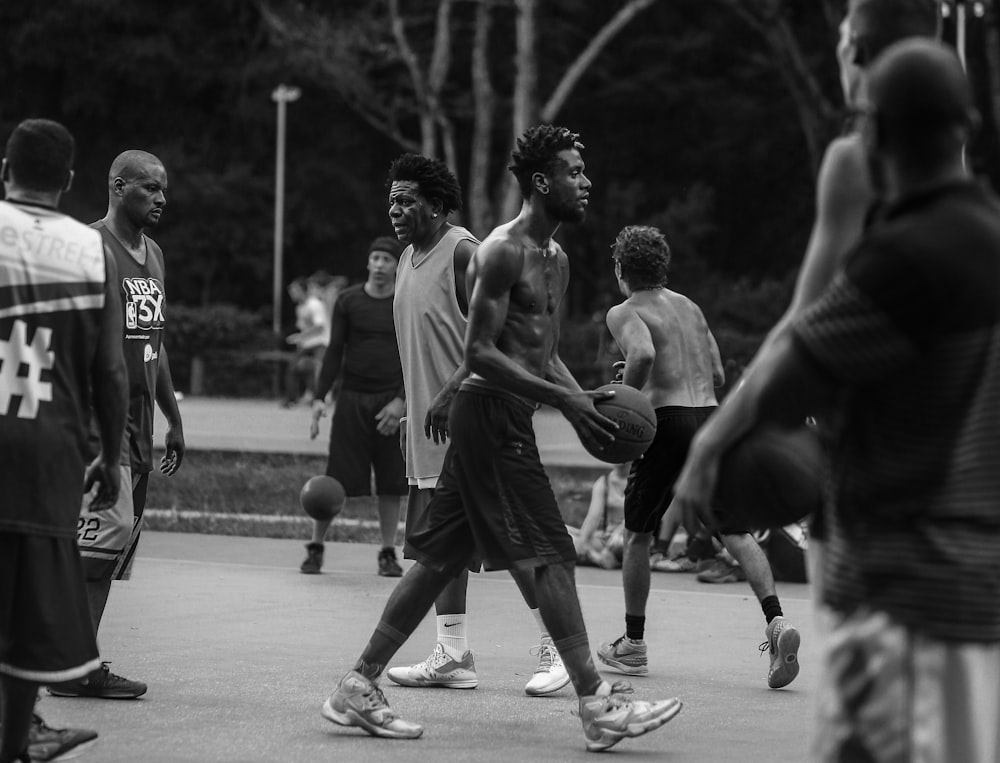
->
[[613, 226, 671, 289], [386, 153, 463, 214], [508, 125, 584, 198]]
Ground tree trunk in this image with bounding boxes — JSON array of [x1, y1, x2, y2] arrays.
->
[[469, 0, 497, 236], [500, 0, 539, 220], [540, 0, 660, 122]]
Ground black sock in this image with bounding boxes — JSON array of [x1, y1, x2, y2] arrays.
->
[[625, 614, 645, 642], [761, 595, 783, 624]]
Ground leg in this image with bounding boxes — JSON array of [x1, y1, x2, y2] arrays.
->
[[300, 518, 329, 574], [509, 564, 573, 697], [535, 562, 682, 752], [375, 495, 405, 578], [533, 562, 602, 696], [721, 532, 775, 601], [596, 529, 652, 675], [376, 494, 400, 549], [52, 474, 146, 700], [0, 676, 36, 763], [354, 562, 454, 677], [322, 561, 453, 741], [622, 529, 653, 618], [721, 532, 800, 689]]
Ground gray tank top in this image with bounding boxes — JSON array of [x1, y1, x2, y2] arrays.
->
[[393, 225, 479, 483]]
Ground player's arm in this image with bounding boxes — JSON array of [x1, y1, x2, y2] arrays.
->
[[422, 239, 479, 444], [310, 300, 348, 438], [466, 241, 615, 454], [87, 250, 128, 511], [786, 135, 871, 316], [155, 344, 185, 476], [605, 303, 655, 390]]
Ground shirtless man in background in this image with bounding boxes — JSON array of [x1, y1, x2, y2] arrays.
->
[[320, 126, 682, 752], [597, 225, 800, 690]]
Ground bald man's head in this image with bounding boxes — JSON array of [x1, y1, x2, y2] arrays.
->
[[107, 149, 168, 229], [108, 150, 163, 191]]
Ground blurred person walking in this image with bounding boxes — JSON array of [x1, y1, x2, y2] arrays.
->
[[0, 119, 127, 762]]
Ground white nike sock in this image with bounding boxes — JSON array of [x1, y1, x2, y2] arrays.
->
[[437, 614, 468, 659], [530, 608, 551, 643]]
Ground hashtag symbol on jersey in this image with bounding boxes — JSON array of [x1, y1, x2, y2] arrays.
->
[[0, 319, 55, 419]]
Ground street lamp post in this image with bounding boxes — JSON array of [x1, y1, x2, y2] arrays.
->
[[271, 83, 301, 338]]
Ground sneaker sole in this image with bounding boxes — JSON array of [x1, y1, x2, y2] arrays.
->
[[385, 670, 479, 689], [596, 652, 648, 676], [46, 687, 147, 700], [524, 671, 571, 697], [768, 627, 801, 689], [585, 698, 683, 751], [321, 698, 423, 739]]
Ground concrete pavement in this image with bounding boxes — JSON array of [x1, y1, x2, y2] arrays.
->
[[42, 532, 816, 762], [155, 396, 606, 467]]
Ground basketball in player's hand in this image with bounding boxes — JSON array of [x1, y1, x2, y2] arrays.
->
[[300, 475, 346, 521], [712, 425, 821, 530], [585, 384, 657, 464]]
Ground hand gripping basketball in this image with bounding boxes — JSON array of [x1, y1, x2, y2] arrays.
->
[[584, 384, 657, 464]]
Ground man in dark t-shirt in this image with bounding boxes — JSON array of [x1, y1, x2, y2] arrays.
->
[[304, 237, 407, 576]]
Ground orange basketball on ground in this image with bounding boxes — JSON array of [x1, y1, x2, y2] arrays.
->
[[299, 475, 346, 521], [713, 425, 821, 531], [586, 384, 657, 464]]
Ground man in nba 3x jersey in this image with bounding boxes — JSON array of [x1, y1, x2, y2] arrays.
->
[[49, 150, 185, 701], [0, 119, 127, 763]]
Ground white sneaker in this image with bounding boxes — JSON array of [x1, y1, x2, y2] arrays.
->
[[386, 643, 479, 689], [761, 616, 800, 689], [579, 681, 682, 752], [322, 671, 423, 739], [524, 640, 571, 696]]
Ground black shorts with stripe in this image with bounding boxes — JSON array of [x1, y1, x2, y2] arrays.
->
[[404, 382, 576, 577], [0, 532, 100, 683]]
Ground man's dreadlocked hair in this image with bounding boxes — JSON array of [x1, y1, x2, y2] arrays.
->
[[613, 226, 671, 290], [386, 153, 463, 215], [507, 125, 584, 199]]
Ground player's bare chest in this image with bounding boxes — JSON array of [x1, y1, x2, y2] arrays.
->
[[513, 254, 563, 315]]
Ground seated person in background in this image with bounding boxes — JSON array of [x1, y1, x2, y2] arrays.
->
[[568, 462, 629, 569]]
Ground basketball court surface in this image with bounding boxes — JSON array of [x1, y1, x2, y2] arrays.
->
[[40, 532, 815, 762], [37, 397, 819, 761]]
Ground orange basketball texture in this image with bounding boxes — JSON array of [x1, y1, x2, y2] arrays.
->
[[713, 425, 821, 531], [299, 475, 346, 521], [586, 384, 657, 463]]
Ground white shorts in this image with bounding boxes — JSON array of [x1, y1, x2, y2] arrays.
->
[[814, 606, 1000, 763], [77, 465, 144, 581]]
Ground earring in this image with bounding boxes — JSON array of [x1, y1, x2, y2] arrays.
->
[[432, 213, 438, 218]]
